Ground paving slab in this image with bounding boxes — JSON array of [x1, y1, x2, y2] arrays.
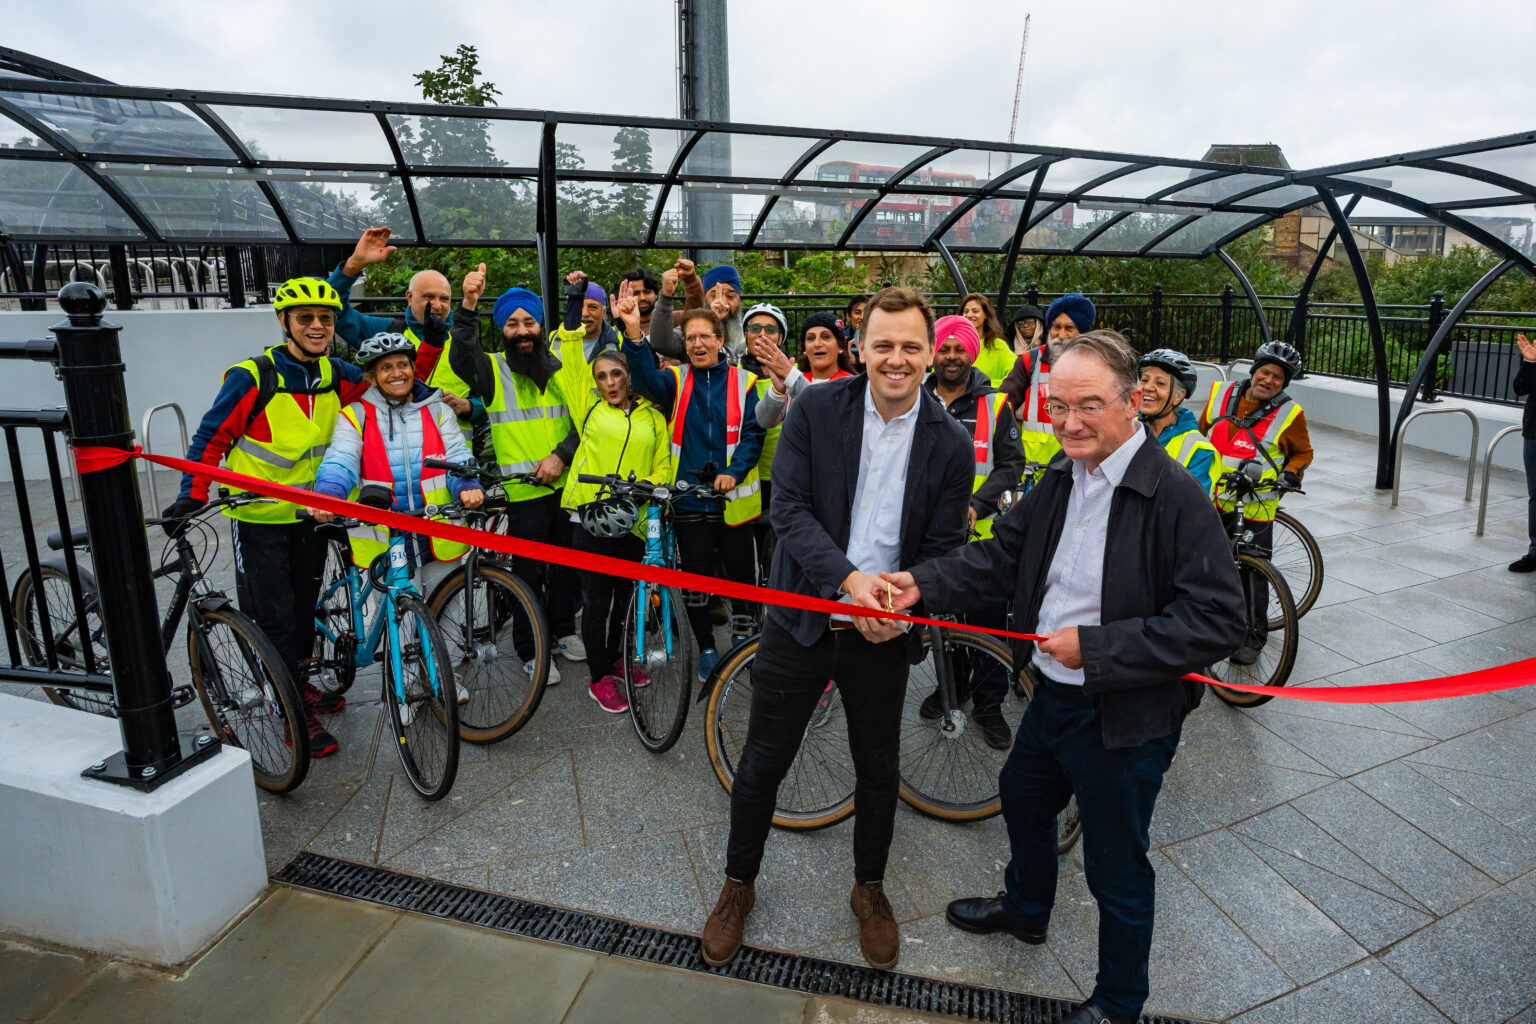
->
[[1407, 710, 1536, 785], [1348, 589, 1506, 644], [1301, 602, 1437, 664], [1402, 761, 1536, 840], [1318, 551, 1436, 594], [1245, 710, 1436, 777], [561, 957, 806, 1024], [1152, 748, 1331, 828], [1418, 573, 1536, 623], [1229, 958, 1452, 1024], [0, 942, 101, 1024], [1384, 889, 1536, 1024]]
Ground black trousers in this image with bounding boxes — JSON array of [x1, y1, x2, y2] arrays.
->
[[957, 606, 1010, 709], [673, 513, 757, 648], [571, 529, 643, 676], [999, 680, 1179, 1020], [1222, 510, 1273, 647], [499, 493, 579, 656], [725, 616, 908, 884], [230, 518, 327, 687]]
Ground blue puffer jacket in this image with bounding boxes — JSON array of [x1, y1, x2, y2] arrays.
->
[[1151, 405, 1217, 489], [312, 380, 476, 511]]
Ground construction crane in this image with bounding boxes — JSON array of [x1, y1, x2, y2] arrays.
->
[[1004, 14, 1031, 171]]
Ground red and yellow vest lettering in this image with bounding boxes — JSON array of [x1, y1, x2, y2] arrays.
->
[[970, 392, 1010, 540], [1203, 381, 1302, 522], [1014, 345, 1061, 480], [667, 364, 762, 526]]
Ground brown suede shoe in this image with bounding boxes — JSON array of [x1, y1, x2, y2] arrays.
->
[[701, 877, 755, 967], [850, 881, 899, 970]]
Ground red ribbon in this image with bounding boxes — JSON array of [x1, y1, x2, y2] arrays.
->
[[78, 444, 1536, 705]]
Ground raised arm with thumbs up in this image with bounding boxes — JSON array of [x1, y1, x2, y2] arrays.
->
[[462, 262, 487, 310]]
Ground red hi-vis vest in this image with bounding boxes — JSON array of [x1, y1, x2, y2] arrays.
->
[[666, 364, 762, 526], [341, 401, 471, 567], [970, 391, 1009, 540], [1013, 345, 1062, 475], [1203, 381, 1302, 522]]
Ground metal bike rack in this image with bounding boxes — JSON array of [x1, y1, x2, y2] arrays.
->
[[1476, 424, 1525, 536], [1191, 360, 1229, 382], [1390, 406, 1478, 508], [139, 402, 188, 511]]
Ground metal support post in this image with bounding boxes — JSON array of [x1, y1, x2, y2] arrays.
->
[[934, 240, 967, 297], [1216, 247, 1274, 349], [1419, 289, 1445, 403], [107, 245, 133, 311], [1219, 283, 1234, 364], [224, 246, 246, 308], [1150, 284, 1163, 346], [536, 122, 561, 330]]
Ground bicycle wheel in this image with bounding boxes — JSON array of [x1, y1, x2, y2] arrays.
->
[[898, 629, 1026, 822], [188, 605, 309, 794], [1270, 510, 1323, 622], [1207, 554, 1298, 708], [622, 582, 694, 753], [385, 593, 459, 800], [310, 540, 358, 695], [428, 562, 548, 745], [704, 638, 857, 831], [14, 563, 114, 715]]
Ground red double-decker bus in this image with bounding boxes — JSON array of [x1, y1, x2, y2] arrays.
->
[[809, 161, 1026, 246]]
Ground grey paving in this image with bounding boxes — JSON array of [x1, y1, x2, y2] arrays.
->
[[1230, 959, 1452, 1024], [1384, 889, 1536, 1024]]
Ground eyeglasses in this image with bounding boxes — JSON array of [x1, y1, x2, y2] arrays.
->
[[683, 333, 720, 344], [744, 323, 782, 336], [290, 312, 336, 327], [1043, 392, 1130, 420]]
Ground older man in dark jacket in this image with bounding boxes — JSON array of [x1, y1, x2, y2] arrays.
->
[[882, 330, 1245, 1024]]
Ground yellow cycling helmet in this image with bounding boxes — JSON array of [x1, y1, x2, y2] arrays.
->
[[273, 277, 342, 312]]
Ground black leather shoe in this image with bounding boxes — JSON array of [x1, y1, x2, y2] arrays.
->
[[973, 704, 1012, 749], [919, 689, 944, 719], [1509, 554, 1536, 573], [1228, 644, 1261, 666], [944, 894, 1046, 944], [1060, 1000, 1135, 1024]]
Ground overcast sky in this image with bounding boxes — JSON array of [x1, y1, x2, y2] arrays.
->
[[6, 0, 1535, 170]]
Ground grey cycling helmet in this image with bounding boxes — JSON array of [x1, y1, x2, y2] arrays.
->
[[742, 302, 788, 339], [578, 496, 640, 539], [1251, 340, 1303, 383], [1137, 348, 1198, 396], [356, 331, 416, 370]]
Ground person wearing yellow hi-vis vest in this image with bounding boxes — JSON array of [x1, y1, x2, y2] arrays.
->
[[920, 315, 1025, 750], [1198, 340, 1314, 665], [447, 265, 592, 684], [166, 276, 448, 759], [1136, 349, 1220, 497], [1000, 293, 1096, 484], [622, 303, 765, 683]]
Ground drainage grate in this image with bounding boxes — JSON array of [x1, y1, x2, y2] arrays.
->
[[276, 851, 1206, 1024]]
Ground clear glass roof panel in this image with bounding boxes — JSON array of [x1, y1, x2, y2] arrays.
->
[[942, 197, 1025, 249], [268, 177, 415, 243], [1330, 164, 1519, 205], [1446, 143, 1536, 193], [683, 132, 815, 180], [557, 181, 662, 242], [206, 106, 394, 165], [0, 158, 142, 238], [796, 141, 936, 185], [0, 115, 53, 151], [387, 115, 540, 169], [1163, 172, 1283, 204], [1456, 203, 1536, 260], [1150, 211, 1265, 253], [1037, 158, 1131, 196], [3, 93, 234, 159], [413, 176, 535, 242], [889, 148, 1036, 190], [98, 164, 286, 239], [1019, 202, 1120, 251], [1228, 182, 1318, 209], [850, 192, 973, 247], [654, 183, 766, 244], [1083, 164, 1210, 201], [757, 189, 872, 245], [1082, 210, 1193, 252], [556, 124, 680, 175]]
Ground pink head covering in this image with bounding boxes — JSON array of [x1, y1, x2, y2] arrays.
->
[[934, 314, 980, 364]]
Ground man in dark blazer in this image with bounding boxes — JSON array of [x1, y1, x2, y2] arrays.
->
[[699, 287, 973, 972], [884, 330, 1245, 1024]]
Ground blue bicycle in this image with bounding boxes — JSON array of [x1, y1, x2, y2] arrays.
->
[[577, 472, 722, 753], [308, 505, 459, 800]]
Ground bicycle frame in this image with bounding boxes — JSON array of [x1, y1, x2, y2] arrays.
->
[[634, 503, 680, 666]]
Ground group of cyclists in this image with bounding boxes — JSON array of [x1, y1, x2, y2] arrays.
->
[[167, 225, 1313, 761]]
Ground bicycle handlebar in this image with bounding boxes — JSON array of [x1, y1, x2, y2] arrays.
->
[[422, 457, 543, 488], [146, 489, 273, 528], [576, 472, 725, 503], [295, 500, 469, 531]]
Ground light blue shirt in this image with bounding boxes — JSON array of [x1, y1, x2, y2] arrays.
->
[[834, 388, 920, 622]]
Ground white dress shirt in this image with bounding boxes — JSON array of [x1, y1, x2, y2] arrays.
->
[[834, 388, 920, 622], [1031, 427, 1147, 684]]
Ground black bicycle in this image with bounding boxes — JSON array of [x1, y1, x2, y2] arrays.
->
[[12, 492, 310, 792]]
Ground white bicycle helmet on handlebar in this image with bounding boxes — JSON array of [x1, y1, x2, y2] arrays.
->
[[578, 496, 640, 539]]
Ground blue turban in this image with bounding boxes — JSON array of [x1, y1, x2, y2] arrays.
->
[[584, 282, 608, 306], [702, 264, 742, 296], [492, 288, 544, 331], [1046, 292, 1095, 333]]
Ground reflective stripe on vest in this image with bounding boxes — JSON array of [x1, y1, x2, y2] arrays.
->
[[1018, 346, 1052, 433], [1204, 381, 1301, 520], [340, 401, 470, 567], [222, 346, 340, 524], [1163, 426, 1221, 496], [486, 355, 571, 500], [970, 391, 1009, 541], [667, 363, 762, 525], [753, 376, 782, 481]]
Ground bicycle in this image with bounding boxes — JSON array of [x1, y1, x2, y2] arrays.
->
[[1269, 505, 1323, 620], [304, 505, 460, 799], [576, 471, 723, 753], [12, 492, 310, 793], [1206, 461, 1300, 708]]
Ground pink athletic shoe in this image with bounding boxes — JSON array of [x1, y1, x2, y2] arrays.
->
[[589, 675, 629, 714], [629, 666, 650, 689]]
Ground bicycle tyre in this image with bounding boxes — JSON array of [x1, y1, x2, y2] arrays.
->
[[1270, 510, 1323, 622], [13, 562, 114, 715], [386, 593, 460, 800], [1208, 554, 1298, 708], [310, 540, 358, 695], [703, 638, 857, 831], [427, 562, 549, 745], [188, 605, 309, 794], [623, 582, 694, 754], [897, 629, 1024, 822]]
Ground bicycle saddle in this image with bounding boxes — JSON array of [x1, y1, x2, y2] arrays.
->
[[46, 526, 90, 551]]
